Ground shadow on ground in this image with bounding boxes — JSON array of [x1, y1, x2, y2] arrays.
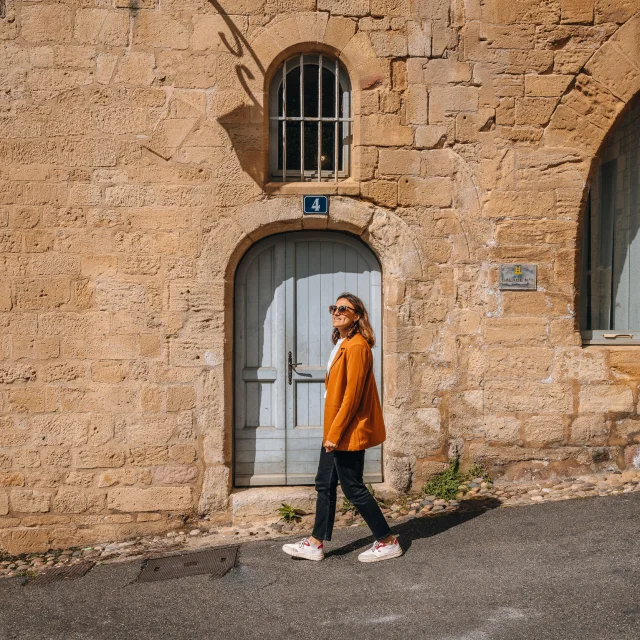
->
[[325, 497, 502, 558]]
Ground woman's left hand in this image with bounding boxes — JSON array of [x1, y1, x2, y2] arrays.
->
[[323, 439, 337, 452]]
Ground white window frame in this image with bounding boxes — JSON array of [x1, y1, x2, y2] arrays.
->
[[269, 54, 352, 182]]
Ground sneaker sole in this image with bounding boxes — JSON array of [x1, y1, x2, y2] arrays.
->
[[282, 546, 324, 561], [358, 547, 403, 563]]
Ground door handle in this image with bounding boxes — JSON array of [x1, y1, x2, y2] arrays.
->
[[288, 351, 302, 385]]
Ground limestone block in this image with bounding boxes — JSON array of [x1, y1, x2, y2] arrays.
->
[[415, 125, 448, 149], [327, 196, 374, 233], [11, 489, 51, 514], [198, 464, 230, 513], [125, 415, 178, 446], [52, 489, 88, 514], [515, 97, 557, 126], [584, 41, 640, 103], [32, 415, 89, 447], [421, 149, 455, 177], [62, 336, 139, 359], [11, 337, 59, 360], [609, 349, 640, 379], [398, 176, 452, 207], [7, 388, 46, 413], [407, 20, 432, 57], [317, 0, 369, 16], [384, 456, 414, 493], [133, 11, 190, 49], [429, 86, 479, 123], [482, 415, 521, 443], [74, 10, 129, 46], [0, 417, 30, 447], [108, 487, 192, 512], [113, 52, 156, 86], [167, 386, 196, 412], [169, 444, 197, 464], [0, 528, 50, 555], [483, 190, 555, 218], [191, 15, 248, 52], [323, 16, 357, 51], [482, 0, 561, 24], [384, 406, 441, 458], [571, 415, 608, 445], [560, 0, 594, 23], [552, 348, 609, 382], [410, 0, 450, 20], [76, 448, 125, 469], [127, 447, 170, 467], [0, 364, 36, 384], [524, 415, 565, 446], [360, 115, 412, 146], [424, 60, 473, 85], [594, 0, 637, 24], [378, 149, 421, 176], [0, 472, 25, 488], [623, 444, 640, 469], [21, 5, 74, 44], [578, 386, 634, 414], [404, 85, 428, 124], [495, 219, 575, 245], [151, 466, 198, 485], [525, 74, 573, 97], [0, 492, 7, 516], [484, 382, 573, 414], [360, 180, 398, 208], [369, 31, 407, 57]]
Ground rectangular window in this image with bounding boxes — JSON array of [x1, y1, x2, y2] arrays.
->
[[581, 100, 640, 345]]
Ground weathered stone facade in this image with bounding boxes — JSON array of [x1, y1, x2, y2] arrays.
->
[[1, 0, 640, 554]]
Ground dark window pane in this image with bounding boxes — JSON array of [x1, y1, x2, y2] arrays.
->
[[304, 63, 319, 118], [321, 66, 336, 118], [285, 67, 300, 118], [285, 121, 301, 174], [321, 124, 335, 172], [304, 121, 318, 175]]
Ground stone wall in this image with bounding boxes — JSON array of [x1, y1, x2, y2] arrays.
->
[[1, 0, 640, 554]]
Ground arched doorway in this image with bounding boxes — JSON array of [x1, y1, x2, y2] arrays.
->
[[234, 231, 383, 486]]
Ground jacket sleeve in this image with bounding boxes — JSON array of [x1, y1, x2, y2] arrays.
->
[[326, 344, 370, 445]]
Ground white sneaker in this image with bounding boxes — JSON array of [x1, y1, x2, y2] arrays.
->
[[358, 536, 402, 563], [282, 537, 325, 561]]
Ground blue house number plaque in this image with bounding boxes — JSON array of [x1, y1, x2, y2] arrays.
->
[[302, 195, 329, 215]]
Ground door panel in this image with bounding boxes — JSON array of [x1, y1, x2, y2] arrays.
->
[[235, 231, 382, 486]]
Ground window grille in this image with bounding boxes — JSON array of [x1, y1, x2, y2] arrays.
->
[[580, 96, 640, 345], [269, 54, 351, 182]]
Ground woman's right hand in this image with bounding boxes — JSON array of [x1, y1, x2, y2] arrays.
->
[[323, 439, 337, 452]]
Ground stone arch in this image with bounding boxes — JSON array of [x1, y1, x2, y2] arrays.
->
[[545, 12, 640, 158], [541, 12, 640, 329], [196, 196, 426, 512]]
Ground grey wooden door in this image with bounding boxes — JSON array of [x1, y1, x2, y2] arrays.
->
[[234, 232, 382, 486]]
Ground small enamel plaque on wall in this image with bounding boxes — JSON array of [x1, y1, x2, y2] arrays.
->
[[302, 195, 329, 215], [499, 264, 537, 290]]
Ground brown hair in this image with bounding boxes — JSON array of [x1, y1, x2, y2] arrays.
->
[[331, 292, 376, 347]]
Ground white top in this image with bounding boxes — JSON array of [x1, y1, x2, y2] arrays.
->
[[327, 338, 345, 373], [325, 338, 345, 398]]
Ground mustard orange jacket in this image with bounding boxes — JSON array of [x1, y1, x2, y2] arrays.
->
[[324, 333, 386, 451]]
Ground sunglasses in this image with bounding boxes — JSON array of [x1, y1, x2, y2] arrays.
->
[[329, 304, 355, 315]]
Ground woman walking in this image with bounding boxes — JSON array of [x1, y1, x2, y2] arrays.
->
[[282, 293, 402, 563]]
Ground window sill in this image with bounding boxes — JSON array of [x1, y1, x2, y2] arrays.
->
[[264, 180, 360, 196], [582, 331, 640, 346]]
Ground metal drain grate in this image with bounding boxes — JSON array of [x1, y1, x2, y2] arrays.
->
[[137, 547, 238, 583], [29, 561, 95, 586]]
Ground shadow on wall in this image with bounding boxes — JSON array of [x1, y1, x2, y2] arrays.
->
[[208, 0, 265, 185]]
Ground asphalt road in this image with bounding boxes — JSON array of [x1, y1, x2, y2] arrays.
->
[[1, 492, 639, 640]]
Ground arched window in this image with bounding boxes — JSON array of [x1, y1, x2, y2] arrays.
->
[[269, 54, 351, 182], [580, 96, 640, 344]]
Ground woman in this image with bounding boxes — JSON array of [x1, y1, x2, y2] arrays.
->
[[282, 293, 402, 563]]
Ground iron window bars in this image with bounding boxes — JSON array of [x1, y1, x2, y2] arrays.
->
[[269, 54, 351, 182]]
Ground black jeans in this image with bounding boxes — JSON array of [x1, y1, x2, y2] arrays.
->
[[311, 447, 392, 542]]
